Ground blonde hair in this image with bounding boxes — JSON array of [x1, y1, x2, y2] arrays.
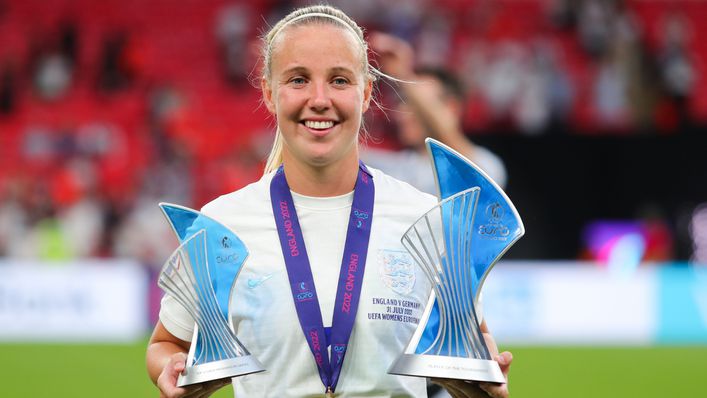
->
[[260, 5, 376, 174]]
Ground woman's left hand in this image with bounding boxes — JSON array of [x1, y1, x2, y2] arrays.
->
[[431, 328, 513, 398]]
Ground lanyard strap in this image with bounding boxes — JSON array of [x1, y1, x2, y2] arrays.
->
[[270, 163, 375, 393]]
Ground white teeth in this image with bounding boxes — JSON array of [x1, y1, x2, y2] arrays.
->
[[304, 120, 334, 130]]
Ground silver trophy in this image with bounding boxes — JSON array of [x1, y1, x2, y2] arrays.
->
[[158, 204, 264, 386], [388, 139, 524, 382]]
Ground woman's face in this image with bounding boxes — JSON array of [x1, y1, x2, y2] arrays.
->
[[262, 23, 372, 170]]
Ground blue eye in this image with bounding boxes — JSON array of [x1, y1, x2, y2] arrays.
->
[[289, 77, 307, 85], [332, 77, 349, 86]]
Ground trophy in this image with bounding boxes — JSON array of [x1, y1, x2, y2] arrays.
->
[[158, 203, 264, 386], [388, 139, 524, 382]]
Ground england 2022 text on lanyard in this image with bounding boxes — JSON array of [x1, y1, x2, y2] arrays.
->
[[270, 163, 374, 396]]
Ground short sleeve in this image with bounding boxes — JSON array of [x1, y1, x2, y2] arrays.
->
[[159, 294, 195, 342], [475, 291, 484, 325]]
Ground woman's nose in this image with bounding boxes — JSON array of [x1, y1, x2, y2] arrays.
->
[[308, 82, 331, 111]]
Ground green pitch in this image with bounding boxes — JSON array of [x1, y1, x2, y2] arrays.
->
[[1, 342, 705, 397]]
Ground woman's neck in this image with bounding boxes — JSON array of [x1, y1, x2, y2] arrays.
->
[[281, 156, 360, 197]]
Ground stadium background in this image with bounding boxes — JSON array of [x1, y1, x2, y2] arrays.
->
[[1, 0, 706, 397]]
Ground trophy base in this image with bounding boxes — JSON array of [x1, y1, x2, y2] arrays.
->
[[177, 355, 265, 387], [388, 354, 505, 383]]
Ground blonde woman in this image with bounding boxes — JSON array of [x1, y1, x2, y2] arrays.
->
[[146, 5, 511, 398]]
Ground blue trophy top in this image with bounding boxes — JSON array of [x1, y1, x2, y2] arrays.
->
[[426, 138, 525, 300], [159, 203, 249, 320]]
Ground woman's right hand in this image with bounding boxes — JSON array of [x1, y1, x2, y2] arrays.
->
[[157, 352, 231, 398]]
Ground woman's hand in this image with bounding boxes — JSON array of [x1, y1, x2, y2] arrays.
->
[[156, 352, 231, 398], [431, 324, 513, 398], [431, 351, 512, 398]]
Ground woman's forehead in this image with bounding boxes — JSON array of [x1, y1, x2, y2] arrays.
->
[[273, 20, 361, 46], [270, 23, 364, 68]]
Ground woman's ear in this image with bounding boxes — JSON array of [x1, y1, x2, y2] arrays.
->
[[261, 77, 276, 114], [362, 79, 373, 113]]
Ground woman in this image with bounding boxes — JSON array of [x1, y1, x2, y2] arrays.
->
[[146, 5, 512, 398]]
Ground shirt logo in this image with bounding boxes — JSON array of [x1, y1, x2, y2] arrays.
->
[[378, 250, 415, 295], [247, 273, 275, 289]]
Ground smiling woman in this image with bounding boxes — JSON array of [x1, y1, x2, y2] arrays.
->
[[261, 22, 372, 193], [260, 10, 374, 197], [146, 5, 511, 398]]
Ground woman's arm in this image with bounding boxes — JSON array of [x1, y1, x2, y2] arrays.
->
[[146, 321, 230, 398], [146, 321, 190, 385]]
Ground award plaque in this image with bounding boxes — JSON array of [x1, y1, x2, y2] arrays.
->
[[158, 203, 264, 386], [388, 139, 524, 382]]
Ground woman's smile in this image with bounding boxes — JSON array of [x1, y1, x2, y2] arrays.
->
[[301, 118, 339, 137]]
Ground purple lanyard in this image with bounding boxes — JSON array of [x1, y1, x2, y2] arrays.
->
[[270, 162, 374, 393]]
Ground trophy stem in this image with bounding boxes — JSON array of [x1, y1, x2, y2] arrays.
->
[[403, 229, 445, 355]]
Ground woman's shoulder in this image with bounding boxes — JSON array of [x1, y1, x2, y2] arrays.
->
[[200, 172, 274, 217], [368, 166, 437, 209]]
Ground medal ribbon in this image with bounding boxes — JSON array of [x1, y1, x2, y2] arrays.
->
[[270, 162, 374, 393]]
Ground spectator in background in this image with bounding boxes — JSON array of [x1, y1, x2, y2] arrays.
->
[[658, 10, 696, 131], [25, 20, 79, 102], [215, 2, 253, 86], [477, 41, 526, 129], [112, 193, 176, 269], [577, 0, 613, 58], [690, 204, 707, 265], [381, 0, 425, 42], [58, 20, 79, 72], [546, 0, 578, 30], [363, 32, 507, 194], [32, 46, 73, 101], [589, 0, 646, 129], [2, 179, 63, 259], [516, 39, 574, 134], [414, 11, 451, 69], [113, 84, 195, 267], [51, 156, 106, 258], [0, 59, 17, 115], [593, 48, 630, 126], [0, 156, 107, 260], [0, 178, 28, 257], [97, 31, 138, 92]]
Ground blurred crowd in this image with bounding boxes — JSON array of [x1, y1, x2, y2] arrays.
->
[[0, 0, 705, 267]]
